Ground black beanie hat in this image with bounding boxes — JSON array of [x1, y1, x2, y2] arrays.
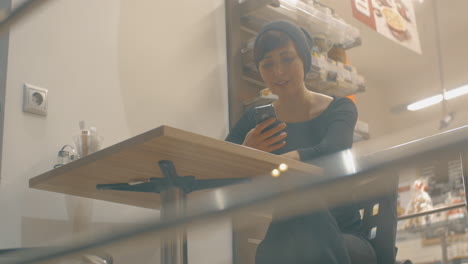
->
[[254, 20, 313, 75]]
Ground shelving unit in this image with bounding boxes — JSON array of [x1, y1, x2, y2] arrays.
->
[[240, 0, 361, 49], [242, 42, 366, 96]]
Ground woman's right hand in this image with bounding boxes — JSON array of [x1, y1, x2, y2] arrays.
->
[[242, 118, 287, 152]]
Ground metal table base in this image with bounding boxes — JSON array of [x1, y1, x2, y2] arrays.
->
[[96, 160, 249, 264]]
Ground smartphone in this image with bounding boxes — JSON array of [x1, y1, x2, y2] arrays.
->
[[254, 104, 277, 125], [254, 104, 284, 144]]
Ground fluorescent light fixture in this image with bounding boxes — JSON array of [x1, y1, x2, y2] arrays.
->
[[405, 84, 468, 111], [444, 85, 468, 100], [407, 94, 443, 111]]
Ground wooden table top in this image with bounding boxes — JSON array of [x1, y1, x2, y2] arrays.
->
[[30, 126, 322, 209]]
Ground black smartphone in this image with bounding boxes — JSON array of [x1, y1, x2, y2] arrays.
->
[[254, 104, 284, 144], [254, 104, 277, 125]]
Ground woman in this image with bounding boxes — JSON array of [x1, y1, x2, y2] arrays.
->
[[225, 20, 376, 264]]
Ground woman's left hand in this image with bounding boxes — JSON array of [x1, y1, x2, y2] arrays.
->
[[281, 150, 300, 160]]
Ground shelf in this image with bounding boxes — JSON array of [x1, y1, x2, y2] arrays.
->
[[354, 120, 370, 142], [239, 0, 280, 15], [241, 38, 366, 97], [241, 0, 361, 49], [242, 71, 266, 87], [242, 67, 365, 98], [397, 217, 467, 241], [243, 96, 276, 110]]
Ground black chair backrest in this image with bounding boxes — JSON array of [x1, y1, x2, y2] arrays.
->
[[351, 173, 399, 264]]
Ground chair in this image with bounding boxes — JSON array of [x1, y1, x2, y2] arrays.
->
[[357, 192, 398, 264], [353, 173, 412, 264]]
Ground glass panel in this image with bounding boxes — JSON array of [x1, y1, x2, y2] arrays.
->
[[397, 150, 466, 223], [1, 0, 468, 264], [397, 207, 468, 264]]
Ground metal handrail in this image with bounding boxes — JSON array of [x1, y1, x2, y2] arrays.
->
[[398, 202, 467, 221], [0, 0, 54, 36]]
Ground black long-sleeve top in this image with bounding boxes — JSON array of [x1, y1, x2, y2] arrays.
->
[[226, 97, 357, 159], [225, 97, 362, 234]]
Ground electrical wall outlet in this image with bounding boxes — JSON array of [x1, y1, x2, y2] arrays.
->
[[23, 83, 48, 116]]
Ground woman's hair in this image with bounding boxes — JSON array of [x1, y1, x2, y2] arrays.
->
[[253, 20, 313, 76], [254, 30, 292, 66]]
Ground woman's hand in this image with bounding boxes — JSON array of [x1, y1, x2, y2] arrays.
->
[[281, 150, 300, 161], [243, 118, 287, 152]]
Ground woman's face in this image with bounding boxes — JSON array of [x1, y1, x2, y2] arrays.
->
[[258, 40, 305, 97]]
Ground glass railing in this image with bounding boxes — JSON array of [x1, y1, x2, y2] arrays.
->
[[0, 124, 467, 264]]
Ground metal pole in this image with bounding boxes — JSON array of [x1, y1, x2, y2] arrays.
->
[[0, 0, 54, 37], [160, 187, 187, 264], [430, 0, 452, 128], [397, 203, 466, 221], [439, 226, 449, 264], [460, 150, 468, 211]]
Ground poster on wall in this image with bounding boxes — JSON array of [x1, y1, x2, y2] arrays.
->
[[351, 0, 422, 54]]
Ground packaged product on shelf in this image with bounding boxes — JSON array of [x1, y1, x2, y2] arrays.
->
[[243, 0, 360, 49], [243, 88, 278, 110], [429, 204, 448, 223], [259, 88, 278, 100], [404, 178, 434, 229], [342, 65, 354, 83], [238, 11, 366, 98], [446, 192, 465, 220]]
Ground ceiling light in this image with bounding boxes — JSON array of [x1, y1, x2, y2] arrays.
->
[[407, 94, 443, 111], [405, 84, 468, 111], [444, 85, 468, 100]]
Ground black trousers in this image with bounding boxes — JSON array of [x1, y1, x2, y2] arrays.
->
[[255, 210, 377, 264]]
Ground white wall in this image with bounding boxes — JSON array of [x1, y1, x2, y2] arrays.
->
[[1, 0, 230, 263], [117, 0, 230, 138]]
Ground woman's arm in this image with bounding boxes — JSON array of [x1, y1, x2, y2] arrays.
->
[[226, 108, 287, 153], [285, 98, 358, 161], [225, 108, 256, 144]]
